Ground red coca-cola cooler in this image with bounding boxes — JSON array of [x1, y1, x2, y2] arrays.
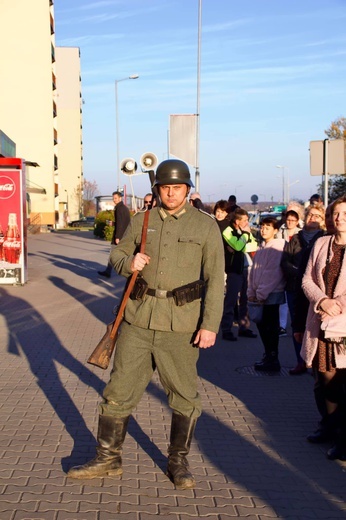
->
[[0, 158, 27, 285]]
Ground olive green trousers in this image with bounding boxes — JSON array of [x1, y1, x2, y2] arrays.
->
[[100, 321, 201, 419]]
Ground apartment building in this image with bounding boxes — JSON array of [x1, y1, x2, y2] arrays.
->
[[55, 47, 84, 224], [0, 0, 83, 228]]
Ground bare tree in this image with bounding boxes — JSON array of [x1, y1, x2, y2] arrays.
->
[[81, 179, 99, 216]]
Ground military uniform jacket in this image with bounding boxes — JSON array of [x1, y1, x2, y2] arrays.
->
[[110, 202, 225, 333]]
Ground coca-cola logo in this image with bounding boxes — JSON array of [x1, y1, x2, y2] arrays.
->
[[0, 176, 16, 200]]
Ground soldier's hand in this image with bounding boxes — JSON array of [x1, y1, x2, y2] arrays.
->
[[131, 253, 150, 272], [194, 329, 216, 349]]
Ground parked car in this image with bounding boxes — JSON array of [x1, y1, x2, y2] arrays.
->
[[69, 216, 95, 228]]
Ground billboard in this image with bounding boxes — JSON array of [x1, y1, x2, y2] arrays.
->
[[0, 159, 27, 284], [169, 114, 197, 167]]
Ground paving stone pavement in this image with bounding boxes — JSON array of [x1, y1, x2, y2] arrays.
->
[[1, 230, 346, 520]]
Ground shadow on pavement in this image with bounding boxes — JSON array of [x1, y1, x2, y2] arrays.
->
[[196, 340, 346, 516], [3, 232, 344, 517], [0, 287, 105, 470]]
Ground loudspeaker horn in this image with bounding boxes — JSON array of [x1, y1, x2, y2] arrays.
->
[[140, 152, 158, 171], [120, 157, 137, 175]]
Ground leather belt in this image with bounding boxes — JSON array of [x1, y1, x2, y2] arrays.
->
[[146, 288, 173, 298]]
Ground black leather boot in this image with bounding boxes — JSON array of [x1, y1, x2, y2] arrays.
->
[[307, 410, 340, 444], [67, 415, 129, 479], [327, 402, 346, 460], [166, 413, 197, 490]]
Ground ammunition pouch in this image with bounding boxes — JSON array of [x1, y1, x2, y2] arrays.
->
[[130, 276, 148, 300], [130, 278, 205, 306], [172, 280, 205, 307]]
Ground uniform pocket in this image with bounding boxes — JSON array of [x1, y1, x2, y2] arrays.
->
[[177, 237, 202, 267]]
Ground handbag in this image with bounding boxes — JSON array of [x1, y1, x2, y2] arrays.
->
[[320, 237, 346, 345], [321, 314, 346, 345], [248, 301, 263, 324]]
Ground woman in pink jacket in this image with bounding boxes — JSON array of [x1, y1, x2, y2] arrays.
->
[[301, 195, 346, 461], [247, 216, 286, 372]]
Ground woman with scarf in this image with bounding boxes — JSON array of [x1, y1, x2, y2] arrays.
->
[[281, 203, 326, 375]]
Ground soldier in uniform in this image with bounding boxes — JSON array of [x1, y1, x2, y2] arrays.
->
[[67, 159, 225, 489]]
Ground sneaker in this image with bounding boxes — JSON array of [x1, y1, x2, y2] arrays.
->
[[98, 270, 111, 278], [278, 327, 287, 337], [238, 329, 257, 339], [222, 331, 237, 342]]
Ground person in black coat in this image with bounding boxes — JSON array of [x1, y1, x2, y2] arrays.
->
[[98, 191, 131, 278], [281, 204, 326, 373]]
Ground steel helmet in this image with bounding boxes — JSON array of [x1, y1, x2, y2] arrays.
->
[[152, 159, 194, 187]]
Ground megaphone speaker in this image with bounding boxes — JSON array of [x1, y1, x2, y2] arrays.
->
[[140, 152, 158, 171], [120, 158, 137, 175]]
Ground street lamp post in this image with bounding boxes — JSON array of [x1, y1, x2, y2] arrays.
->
[[195, 0, 202, 192], [115, 74, 139, 190], [287, 179, 299, 202], [276, 165, 287, 204]]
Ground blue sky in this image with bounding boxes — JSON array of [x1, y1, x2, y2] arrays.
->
[[54, 0, 346, 204]]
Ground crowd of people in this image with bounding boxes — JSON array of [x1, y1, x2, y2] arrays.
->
[[207, 192, 346, 462], [75, 175, 345, 489]]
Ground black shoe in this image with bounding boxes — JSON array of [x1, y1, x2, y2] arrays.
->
[[254, 357, 281, 372], [327, 444, 346, 461], [254, 354, 268, 366], [238, 329, 257, 338], [278, 327, 287, 337], [307, 428, 333, 444], [222, 331, 237, 341], [98, 270, 111, 278]]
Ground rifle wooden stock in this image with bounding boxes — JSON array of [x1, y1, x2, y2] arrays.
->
[[87, 271, 139, 369], [87, 210, 150, 370]]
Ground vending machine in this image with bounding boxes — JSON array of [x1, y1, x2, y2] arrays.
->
[[0, 158, 27, 285]]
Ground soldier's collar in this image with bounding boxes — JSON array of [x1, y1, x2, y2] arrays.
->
[[159, 205, 188, 220]]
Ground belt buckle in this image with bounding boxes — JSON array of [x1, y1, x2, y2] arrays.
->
[[155, 289, 167, 298]]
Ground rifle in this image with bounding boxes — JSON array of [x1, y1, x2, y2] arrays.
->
[[87, 209, 150, 369]]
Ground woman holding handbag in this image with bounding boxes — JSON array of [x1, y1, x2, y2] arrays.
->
[[301, 195, 346, 461]]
